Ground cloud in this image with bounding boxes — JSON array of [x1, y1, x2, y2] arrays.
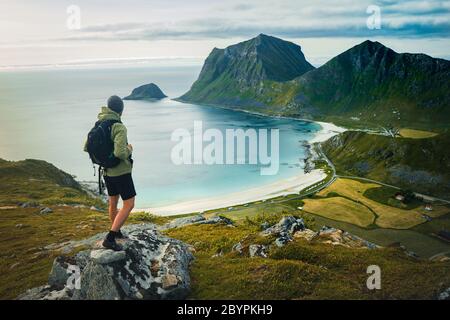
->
[[57, 0, 449, 42]]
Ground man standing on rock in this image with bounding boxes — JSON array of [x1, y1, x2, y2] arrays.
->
[[85, 95, 136, 251]]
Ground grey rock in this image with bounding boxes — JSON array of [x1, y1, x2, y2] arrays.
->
[[20, 202, 40, 208], [39, 207, 53, 214], [249, 245, 268, 258], [275, 236, 291, 247], [160, 215, 234, 230], [17, 286, 52, 300], [260, 222, 270, 230], [19, 224, 194, 300], [438, 287, 450, 300], [196, 216, 234, 226], [232, 242, 244, 254], [160, 214, 206, 230], [48, 256, 73, 289], [260, 216, 305, 238], [79, 262, 121, 300], [90, 250, 126, 264]]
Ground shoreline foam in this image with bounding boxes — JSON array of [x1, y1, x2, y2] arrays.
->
[[136, 120, 346, 216]]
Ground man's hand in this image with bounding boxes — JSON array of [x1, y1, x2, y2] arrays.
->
[[127, 144, 133, 153]]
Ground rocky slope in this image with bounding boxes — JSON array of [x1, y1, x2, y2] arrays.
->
[[179, 34, 314, 107], [124, 83, 167, 101]]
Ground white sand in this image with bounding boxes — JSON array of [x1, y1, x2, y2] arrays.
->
[[136, 121, 345, 216], [140, 170, 326, 216], [309, 121, 347, 144]]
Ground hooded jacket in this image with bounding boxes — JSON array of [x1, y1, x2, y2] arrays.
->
[[84, 107, 133, 177]]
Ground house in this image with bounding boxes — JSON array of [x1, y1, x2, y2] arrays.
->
[[395, 193, 405, 202], [424, 204, 433, 211]]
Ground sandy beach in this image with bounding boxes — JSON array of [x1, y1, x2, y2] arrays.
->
[[141, 169, 327, 216], [138, 121, 346, 216], [309, 121, 347, 144]]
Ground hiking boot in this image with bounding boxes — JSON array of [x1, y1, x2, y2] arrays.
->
[[116, 230, 127, 239], [102, 238, 123, 251]]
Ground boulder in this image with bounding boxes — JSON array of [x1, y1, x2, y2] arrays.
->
[[39, 207, 53, 214], [232, 242, 244, 254], [316, 226, 379, 249], [18, 224, 194, 300], [249, 245, 268, 258], [160, 215, 234, 230], [20, 202, 40, 208], [160, 214, 206, 230], [260, 216, 305, 237], [293, 229, 317, 241], [260, 216, 305, 247], [90, 250, 126, 264]]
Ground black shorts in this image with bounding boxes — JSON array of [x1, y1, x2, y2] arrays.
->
[[103, 173, 137, 201]]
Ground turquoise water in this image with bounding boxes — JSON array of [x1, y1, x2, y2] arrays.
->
[[0, 65, 320, 208]]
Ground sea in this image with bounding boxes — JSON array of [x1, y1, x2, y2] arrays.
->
[[0, 64, 321, 208]]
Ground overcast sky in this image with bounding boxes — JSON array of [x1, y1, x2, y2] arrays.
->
[[1, 0, 449, 69]]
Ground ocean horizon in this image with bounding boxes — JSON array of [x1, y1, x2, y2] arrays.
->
[[0, 65, 321, 208]]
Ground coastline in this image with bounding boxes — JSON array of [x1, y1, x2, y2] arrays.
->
[[136, 114, 346, 216], [140, 169, 327, 216]]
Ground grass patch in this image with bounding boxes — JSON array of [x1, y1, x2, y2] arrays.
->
[[0, 206, 112, 299], [317, 178, 449, 229], [0, 158, 105, 208], [303, 196, 375, 228], [399, 128, 439, 139], [166, 223, 450, 299]]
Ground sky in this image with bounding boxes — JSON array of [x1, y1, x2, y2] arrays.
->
[[0, 0, 449, 69]]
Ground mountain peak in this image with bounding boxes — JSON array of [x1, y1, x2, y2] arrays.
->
[[180, 35, 315, 104]]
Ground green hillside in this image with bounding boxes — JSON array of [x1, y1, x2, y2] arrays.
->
[[284, 41, 450, 130], [0, 158, 103, 207], [322, 131, 450, 199], [180, 36, 450, 131]]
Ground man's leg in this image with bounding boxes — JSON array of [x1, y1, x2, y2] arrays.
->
[[111, 197, 135, 232], [108, 195, 120, 223]]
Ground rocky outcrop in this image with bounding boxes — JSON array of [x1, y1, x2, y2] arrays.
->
[[260, 216, 306, 247], [18, 224, 194, 300], [159, 214, 234, 230], [303, 226, 379, 249], [233, 217, 379, 258], [124, 83, 167, 101]]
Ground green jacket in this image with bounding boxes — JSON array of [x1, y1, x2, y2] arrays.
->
[[84, 107, 133, 177]]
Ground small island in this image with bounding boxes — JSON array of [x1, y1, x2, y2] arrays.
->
[[124, 83, 167, 101]]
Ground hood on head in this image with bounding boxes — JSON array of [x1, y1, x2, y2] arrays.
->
[[98, 106, 121, 121]]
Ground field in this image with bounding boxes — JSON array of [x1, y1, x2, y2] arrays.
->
[[217, 178, 450, 258], [302, 196, 375, 228], [311, 178, 449, 229], [399, 128, 439, 139]]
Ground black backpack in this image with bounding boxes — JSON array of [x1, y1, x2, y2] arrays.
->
[[86, 120, 121, 169]]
